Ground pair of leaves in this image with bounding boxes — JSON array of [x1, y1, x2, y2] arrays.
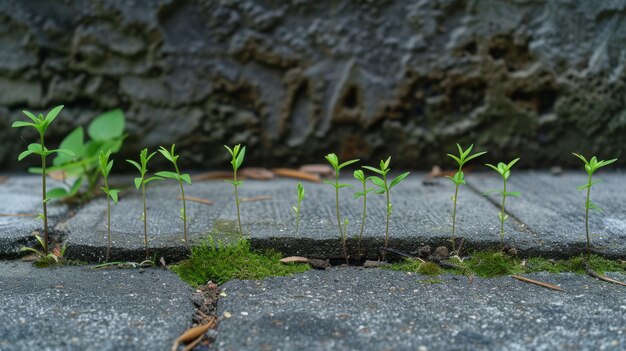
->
[[447, 144, 487, 168], [18, 143, 74, 161], [484, 189, 521, 197], [323, 180, 353, 189], [101, 187, 120, 204], [497, 212, 510, 222], [354, 170, 375, 199], [98, 150, 120, 204], [362, 157, 392, 176], [486, 158, 520, 180], [325, 153, 359, 172], [577, 179, 602, 191], [445, 170, 466, 186], [573, 153, 617, 176], [127, 149, 163, 189], [297, 182, 305, 202], [586, 200, 603, 213], [159, 145, 180, 164], [225, 144, 246, 171]]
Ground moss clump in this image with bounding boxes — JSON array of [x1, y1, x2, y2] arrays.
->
[[526, 255, 625, 275], [171, 238, 310, 286], [462, 251, 524, 278], [386, 259, 443, 276]]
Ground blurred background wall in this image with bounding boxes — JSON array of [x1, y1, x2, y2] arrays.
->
[[2, 0, 626, 170]]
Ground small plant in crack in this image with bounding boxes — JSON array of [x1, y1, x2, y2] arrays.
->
[[156, 145, 192, 248], [363, 157, 410, 259], [446, 144, 486, 256], [98, 150, 120, 262], [225, 144, 246, 237], [324, 153, 359, 263], [20, 234, 67, 267], [353, 169, 375, 259], [12, 105, 74, 255], [292, 182, 305, 235], [127, 148, 163, 258], [484, 158, 521, 250], [573, 153, 617, 261]]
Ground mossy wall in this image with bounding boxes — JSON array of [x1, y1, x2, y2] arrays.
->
[[2, 0, 626, 169]]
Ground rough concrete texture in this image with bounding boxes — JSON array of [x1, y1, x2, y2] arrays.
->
[[0, 175, 68, 258], [216, 268, 626, 351], [468, 171, 626, 258], [0, 261, 193, 351], [60, 174, 539, 262], [3, 0, 626, 169]]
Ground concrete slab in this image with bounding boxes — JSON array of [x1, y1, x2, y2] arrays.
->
[[0, 176, 69, 258], [60, 175, 531, 262], [468, 171, 626, 258], [0, 261, 193, 351], [216, 268, 626, 351]]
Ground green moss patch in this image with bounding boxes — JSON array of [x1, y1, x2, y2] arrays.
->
[[387, 251, 625, 278], [172, 238, 310, 286]]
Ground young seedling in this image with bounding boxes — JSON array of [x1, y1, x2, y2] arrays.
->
[[363, 157, 410, 259], [324, 153, 359, 263], [292, 182, 305, 235], [12, 105, 74, 255], [354, 170, 375, 258], [156, 145, 192, 248], [127, 149, 162, 258], [485, 158, 521, 250], [98, 150, 120, 262], [224, 144, 246, 237], [573, 153, 617, 261], [20, 234, 66, 267], [446, 144, 487, 255]]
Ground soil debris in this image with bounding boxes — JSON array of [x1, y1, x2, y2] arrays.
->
[[272, 168, 321, 182]]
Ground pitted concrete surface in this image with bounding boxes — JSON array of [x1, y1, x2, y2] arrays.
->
[[216, 268, 626, 351], [0, 261, 193, 351]]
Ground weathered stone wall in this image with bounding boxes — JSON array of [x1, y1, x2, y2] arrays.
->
[[2, 0, 626, 169]]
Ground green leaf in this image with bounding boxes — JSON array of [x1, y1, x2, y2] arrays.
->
[[12, 121, 37, 128], [354, 191, 365, 199], [336, 183, 353, 189], [179, 173, 192, 185], [109, 189, 120, 204], [323, 180, 337, 187], [224, 145, 234, 156], [597, 158, 617, 169], [505, 191, 521, 197], [382, 157, 391, 170], [375, 189, 386, 195], [155, 171, 179, 180], [46, 188, 69, 199], [17, 149, 33, 161], [447, 154, 462, 166], [69, 177, 83, 195], [370, 176, 386, 188], [158, 146, 174, 163], [53, 127, 84, 166], [498, 212, 509, 222], [88, 109, 125, 141], [44, 105, 64, 126], [235, 146, 246, 170], [587, 201, 603, 213], [292, 206, 299, 214], [389, 172, 410, 189], [127, 159, 142, 173], [573, 153, 588, 165], [22, 110, 40, 123], [27, 143, 44, 156], [464, 151, 487, 163], [134, 177, 143, 189], [353, 170, 365, 182], [224, 180, 243, 186], [143, 176, 163, 184], [338, 159, 359, 170], [362, 166, 385, 175], [507, 158, 520, 169], [485, 163, 499, 173], [324, 153, 339, 168]]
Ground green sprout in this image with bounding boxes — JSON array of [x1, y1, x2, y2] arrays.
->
[[363, 157, 410, 258], [156, 145, 192, 248], [324, 153, 359, 263], [446, 144, 486, 254], [127, 149, 163, 258], [12, 105, 74, 255], [225, 144, 246, 237], [485, 158, 521, 250], [573, 153, 617, 261], [20, 234, 67, 267], [98, 150, 120, 262], [353, 169, 375, 258], [292, 182, 305, 235]]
